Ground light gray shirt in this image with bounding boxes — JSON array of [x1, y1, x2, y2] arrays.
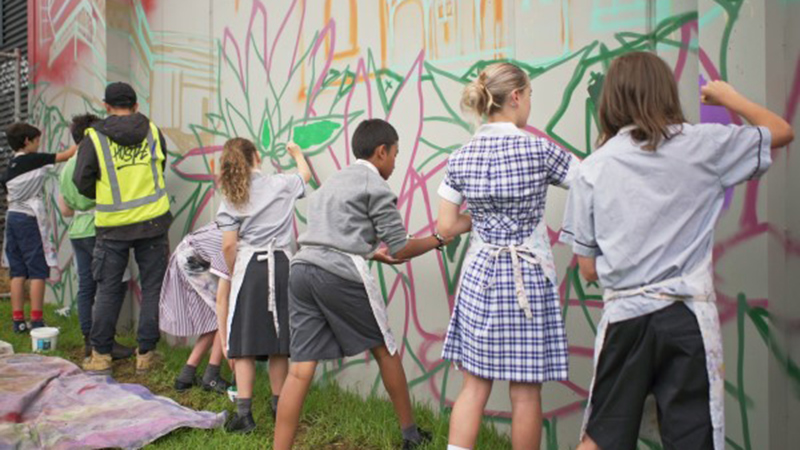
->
[[560, 123, 771, 319], [216, 171, 305, 249], [293, 160, 409, 283]]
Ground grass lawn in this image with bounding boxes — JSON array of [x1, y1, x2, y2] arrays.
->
[[0, 300, 512, 449]]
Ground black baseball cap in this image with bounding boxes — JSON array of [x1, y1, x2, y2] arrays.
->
[[103, 82, 137, 107]]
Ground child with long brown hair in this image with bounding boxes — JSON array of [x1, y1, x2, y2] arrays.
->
[[561, 52, 793, 450], [216, 137, 311, 433]]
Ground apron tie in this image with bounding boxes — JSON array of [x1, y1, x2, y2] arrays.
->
[[483, 243, 540, 319], [255, 239, 279, 334], [603, 277, 713, 303]]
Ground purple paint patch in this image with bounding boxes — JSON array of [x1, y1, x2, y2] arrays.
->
[[699, 75, 733, 125], [723, 187, 735, 210]]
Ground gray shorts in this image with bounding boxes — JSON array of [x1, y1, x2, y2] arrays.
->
[[289, 263, 385, 361]]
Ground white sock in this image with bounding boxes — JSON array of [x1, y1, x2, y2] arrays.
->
[[447, 445, 470, 450]]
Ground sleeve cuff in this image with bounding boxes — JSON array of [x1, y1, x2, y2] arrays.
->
[[209, 268, 231, 280], [559, 229, 601, 257], [437, 181, 464, 205], [749, 126, 773, 180], [295, 173, 307, 199], [216, 220, 240, 232], [557, 154, 581, 189], [387, 235, 409, 256]]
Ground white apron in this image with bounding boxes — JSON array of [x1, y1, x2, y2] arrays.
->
[[305, 244, 399, 355], [456, 221, 558, 315], [226, 238, 291, 353], [2, 196, 59, 270], [580, 256, 724, 450]]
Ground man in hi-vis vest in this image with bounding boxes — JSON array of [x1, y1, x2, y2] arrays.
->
[[74, 82, 171, 375]]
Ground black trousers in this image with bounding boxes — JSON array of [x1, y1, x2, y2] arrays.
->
[[586, 303, 714, 450], [90, 234, 169, 354]]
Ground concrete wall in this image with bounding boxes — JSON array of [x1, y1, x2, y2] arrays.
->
[[27, 1, 800, 448]]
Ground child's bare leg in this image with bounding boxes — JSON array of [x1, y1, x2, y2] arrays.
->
[[371, 344, 414, 427], [509, 381, 542, 450], [187, 332, 215, 367], [274, 361, 317, 450], [268, 355, 289, 395], [448, 371, 493, 448], [575, 435, 601, 450], [29, 279, 45, 311], [209, 331, 224, 366], [10, 277, 25, 319], [235, 357, 256, 399]]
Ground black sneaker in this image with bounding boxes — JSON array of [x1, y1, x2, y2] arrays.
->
[[13, 320, 28, 334], [225, 413, 256, 434], [30, 320, 45, 330], [268, 402, 276, 421], [111, 341, 135, 360], [402, 428, 432, 450], [174, 376, 199, 393], [202, 377, 231, 395]]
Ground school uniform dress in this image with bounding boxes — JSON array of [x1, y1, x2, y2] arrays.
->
[[438, 122, 578, 383], [216, 171, 305, 359], [159, 223, 229, 337], [560, 123, 772, 450], [290, 160, 409, 362]]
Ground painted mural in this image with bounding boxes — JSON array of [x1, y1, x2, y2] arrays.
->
[[26, 1, 800, 448]]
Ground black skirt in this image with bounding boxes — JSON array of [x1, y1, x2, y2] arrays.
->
[[227, 251, 291, 358]]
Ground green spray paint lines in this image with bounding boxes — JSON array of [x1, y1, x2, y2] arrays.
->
[[713, 0, 744, 81]]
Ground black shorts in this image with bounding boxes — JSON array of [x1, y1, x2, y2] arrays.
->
[[586, 303, 713, 450]]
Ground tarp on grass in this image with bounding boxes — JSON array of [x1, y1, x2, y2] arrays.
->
[[0, 354, 225, 449]]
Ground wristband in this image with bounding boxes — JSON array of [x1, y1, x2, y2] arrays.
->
[[433, 232, 446, 251]]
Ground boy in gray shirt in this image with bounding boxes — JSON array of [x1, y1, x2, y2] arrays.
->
[[274, 119, 450, 450]]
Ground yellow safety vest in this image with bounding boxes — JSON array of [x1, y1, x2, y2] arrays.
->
[[88, 122, 170, 227]]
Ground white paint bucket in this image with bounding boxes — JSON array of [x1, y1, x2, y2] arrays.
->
[[30, 327, 59, 352], [227, 386, 238, 403]]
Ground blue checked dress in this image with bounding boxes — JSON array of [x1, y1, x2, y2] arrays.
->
[[438, 122, 577, 382]]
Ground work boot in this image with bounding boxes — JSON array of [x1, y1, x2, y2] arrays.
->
[[135, 349, 159, 374], [83, 350, 112, 375]]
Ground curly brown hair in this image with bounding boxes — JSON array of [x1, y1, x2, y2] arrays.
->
[[219, 137, 259, 209]]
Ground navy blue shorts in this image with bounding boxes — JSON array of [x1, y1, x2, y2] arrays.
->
[[4, 211, 49, 279]]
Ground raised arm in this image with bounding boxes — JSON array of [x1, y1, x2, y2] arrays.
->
[[287, 142, 312, 183], [702, 81, 794, 148], [56, 144, 78, 163]]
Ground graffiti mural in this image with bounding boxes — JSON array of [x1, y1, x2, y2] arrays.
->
[[27, 1, 800, 448]]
